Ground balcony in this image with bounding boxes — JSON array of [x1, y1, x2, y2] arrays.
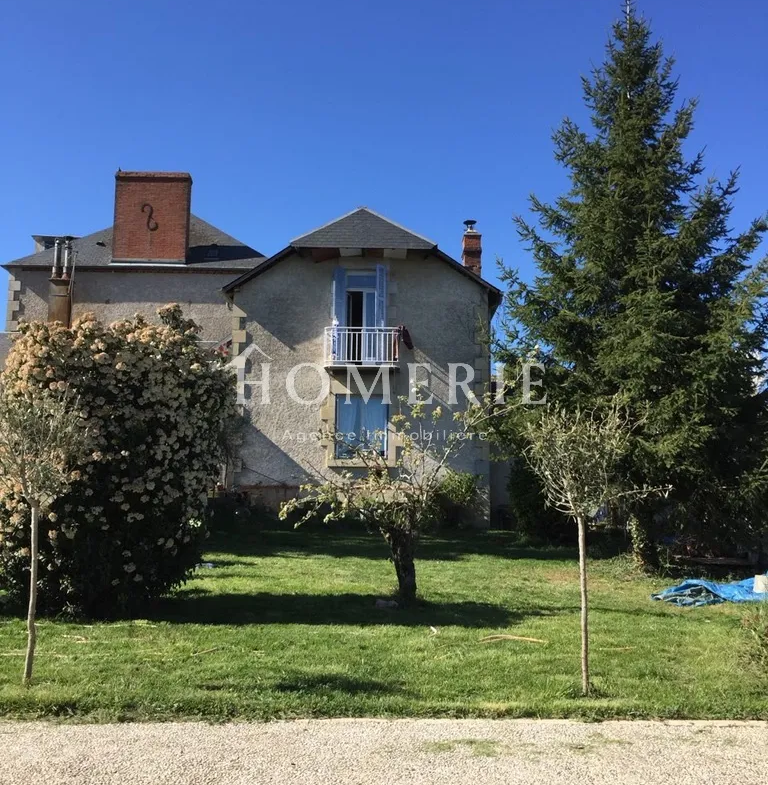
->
[[324, 326, 399, 368]]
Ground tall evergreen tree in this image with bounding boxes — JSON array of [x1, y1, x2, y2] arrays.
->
[[499, 3, 768, 566]]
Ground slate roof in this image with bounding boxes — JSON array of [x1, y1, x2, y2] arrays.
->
[[2, 215, 265, 271], [291, 207, 436, 250]]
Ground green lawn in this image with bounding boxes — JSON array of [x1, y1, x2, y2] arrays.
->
[[0, 527, 766, 721]]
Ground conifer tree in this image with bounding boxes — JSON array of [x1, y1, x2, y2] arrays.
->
[[499, 3, 768, 566]]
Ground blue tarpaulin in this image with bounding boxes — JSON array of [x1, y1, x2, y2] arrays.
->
[[652, 574, 768, 607]]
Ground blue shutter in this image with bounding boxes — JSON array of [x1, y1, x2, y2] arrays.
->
[[375, 264, 387, 327], [332, 267, 346, 326]]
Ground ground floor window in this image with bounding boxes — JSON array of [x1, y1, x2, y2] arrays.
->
[[335, 394, 388, 458]]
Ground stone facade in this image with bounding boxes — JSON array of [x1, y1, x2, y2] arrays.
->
[[228, 250, 497, 525], [5, 267, 237, 344]]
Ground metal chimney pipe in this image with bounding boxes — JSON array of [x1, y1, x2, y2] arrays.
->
[[48, 239, 72, 326], [62, 239, 71, 279], [51, 238, 61, 278]]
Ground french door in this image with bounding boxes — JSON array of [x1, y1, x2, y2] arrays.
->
[[346, 289, 377, 363]]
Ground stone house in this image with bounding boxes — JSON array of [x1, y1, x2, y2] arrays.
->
[[2, 171, 508, 526], [223, 208, 504, 524]]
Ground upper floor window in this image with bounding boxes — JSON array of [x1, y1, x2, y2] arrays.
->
[[327, 265, 396, 365], [332, 265, 387, 328]]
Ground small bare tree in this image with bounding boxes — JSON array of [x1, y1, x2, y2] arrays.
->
[[522, 402, 666, 696], [0, 387, 87, 684], [281, 387, 513, 603]]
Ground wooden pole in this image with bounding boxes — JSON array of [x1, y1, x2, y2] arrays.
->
[[23, 502, 39, 685], [577, 514, 590, 696]]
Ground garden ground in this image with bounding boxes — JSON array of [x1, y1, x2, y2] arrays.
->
[[0, 527, 766, 720]]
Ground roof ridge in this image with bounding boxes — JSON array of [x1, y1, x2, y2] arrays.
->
[[353, 207, 437, 247], [290, 206, 437, 247], [289, 207, 368, 244]]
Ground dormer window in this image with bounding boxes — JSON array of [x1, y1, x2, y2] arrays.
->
[[205, 244, 219, 260]]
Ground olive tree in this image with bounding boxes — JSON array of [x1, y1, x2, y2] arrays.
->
[[522, 402, 666, 695], [0, 388, 87, 684]]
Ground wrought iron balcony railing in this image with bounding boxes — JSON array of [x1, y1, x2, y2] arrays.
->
[[324, 326, 399, 367]]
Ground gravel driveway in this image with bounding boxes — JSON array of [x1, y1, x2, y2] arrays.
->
[[1, 718, 767, 784]]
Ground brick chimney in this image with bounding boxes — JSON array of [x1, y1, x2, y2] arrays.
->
[[462, 219, 482, 276], [112, 171, 192, 262]]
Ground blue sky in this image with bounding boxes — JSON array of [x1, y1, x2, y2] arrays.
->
[[0, 0, 766, 298]]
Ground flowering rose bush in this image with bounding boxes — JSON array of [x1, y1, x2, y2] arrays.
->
[[0, 305, 237, 617]]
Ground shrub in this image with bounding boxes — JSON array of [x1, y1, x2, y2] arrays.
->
[[435, 471, 478, 528], [206, 491, 274, 535], [507, 459, 572, 543], [0, 306, 237, 617]]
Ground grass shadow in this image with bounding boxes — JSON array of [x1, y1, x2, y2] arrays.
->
[[209, 527, 579, 564], [149, 590, 526, 628], [273, 673, 411, 696]]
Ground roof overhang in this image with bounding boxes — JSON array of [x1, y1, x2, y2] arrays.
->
[[221, 243, 502, 312]]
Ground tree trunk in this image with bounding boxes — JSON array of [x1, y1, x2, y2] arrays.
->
[[23, 502, 39, 686], [628, 510, 660, 572], [577, 514, 589, 697], [385, 528, 417, 603]]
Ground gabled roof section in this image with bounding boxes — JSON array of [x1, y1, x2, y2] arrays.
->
[[222, 207, 502, 311], [291, 207, 436, 250], [2, 215, 265, 271]]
